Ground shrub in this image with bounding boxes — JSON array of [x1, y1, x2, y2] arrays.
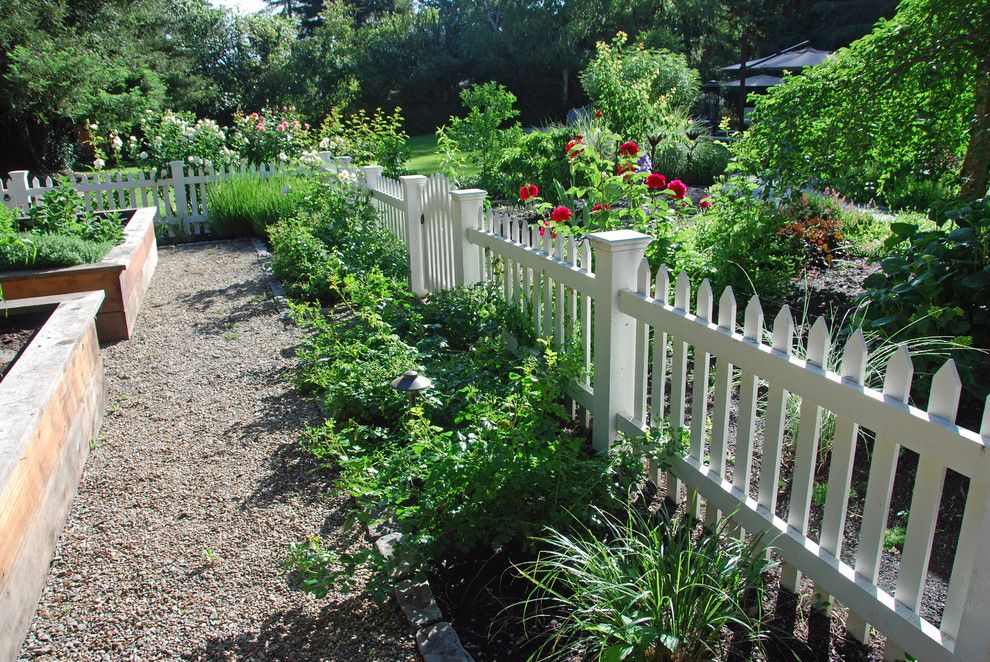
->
[[517, 504, 774, 661], [859, 197, 990, 401], [267, 217, 343, 302], [319, 107, 409, 178], [438, 82, 523, 191], [694, 179, 804, 306], [207, 176, 311, 239], [496, 128, 574, 200], [580, 32, 700, 147]]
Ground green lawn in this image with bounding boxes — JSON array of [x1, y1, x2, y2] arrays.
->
[[406, 133, 442, 175]]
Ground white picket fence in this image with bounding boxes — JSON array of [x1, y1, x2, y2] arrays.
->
[[1, 152, 350, 236], [360, 164, 990, 661]]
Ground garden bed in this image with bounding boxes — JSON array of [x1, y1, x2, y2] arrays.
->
[[0, 292, 106, 661], [0, 207, 158, 342]]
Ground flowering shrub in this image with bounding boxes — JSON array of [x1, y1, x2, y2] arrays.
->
[[516, 135, 705, 271], [128, 110, 234, 174], [230, 106, 313, 166]]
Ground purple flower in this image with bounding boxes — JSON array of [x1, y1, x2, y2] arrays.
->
[[636, 153, 653, 173]]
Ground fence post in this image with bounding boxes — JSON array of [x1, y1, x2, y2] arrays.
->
[[400, 175, 428, 296], [450, 188, 487, 287], [169, 160, 188, 222], [5, 171, 30, 211], [588, 230, 652, 453], [361, 165, 383, 192]]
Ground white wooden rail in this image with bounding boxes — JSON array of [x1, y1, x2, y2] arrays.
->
[[2, 152, 350, 236], [359, 163, 990, 661]]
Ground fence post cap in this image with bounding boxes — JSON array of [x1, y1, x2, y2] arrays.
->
[[361, 164, 384, 172], [398, 174, 428, 183], [451, 188, 487, 200], [588, 229, 652, 251]]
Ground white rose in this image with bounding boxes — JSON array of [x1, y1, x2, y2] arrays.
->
[[187, 156, 195, 163], [111, 136, 123, 150], [93, 158, 105, 169], [138, 151, 148, 160]]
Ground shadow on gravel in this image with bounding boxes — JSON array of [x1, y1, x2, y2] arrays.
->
[[179, 278, 276, 335], [198, 595, 409, 661]]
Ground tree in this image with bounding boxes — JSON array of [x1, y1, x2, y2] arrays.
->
[[735, 0, 990, 206]]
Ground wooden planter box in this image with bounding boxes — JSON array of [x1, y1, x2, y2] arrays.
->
[[0, 207, 158, 342], [0, 292, 106, 661]]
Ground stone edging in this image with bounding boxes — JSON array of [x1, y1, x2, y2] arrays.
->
[[250, 237, 475, 662]]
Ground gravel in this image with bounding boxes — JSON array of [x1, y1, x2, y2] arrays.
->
[[18, 240, 417, 661]]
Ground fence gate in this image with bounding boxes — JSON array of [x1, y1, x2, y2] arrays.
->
[[420, 174, 455, 293]]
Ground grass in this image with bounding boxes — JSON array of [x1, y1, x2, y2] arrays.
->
[[404, 133, 480, 179], [406, 133, 442, 174]]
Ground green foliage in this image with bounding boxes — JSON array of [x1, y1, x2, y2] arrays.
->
[[580, 32, 700, 148], [860, 197, 990, 399], [497, 128, 574, 200], [318, 342, 645, 564], [516, 503, 774, 661], [693, 179, 803, 306], [438, 83, 523, 190], [652, 139, 731, 186], [0, 179, 123, 271], [418, 283, 502, 350], [733, 0, 987, 207], [206, 176, 312, 239], [320, 107, 409, 178], [267, 217, 342, 301]]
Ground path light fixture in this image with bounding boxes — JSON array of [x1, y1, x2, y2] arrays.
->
[[391, 370, 433, 408]]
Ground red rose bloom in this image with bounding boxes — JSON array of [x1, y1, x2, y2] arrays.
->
[[667, 179, 687, 200], [551, 206, 572, 222], [590, 203, 611, 212], [519, 183, 539, 201], [539, 222, 557, 239], [646, 173, 667, 190], [617, 163, 634, 179], [595, 109, 603, 118], [618, 141, 640, 157], [699, 196, 712, 210]]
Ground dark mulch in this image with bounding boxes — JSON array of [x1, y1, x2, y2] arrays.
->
[[0, 310, 48, 378]]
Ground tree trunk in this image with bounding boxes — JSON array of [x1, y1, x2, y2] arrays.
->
[[960, 55, 990, 200]]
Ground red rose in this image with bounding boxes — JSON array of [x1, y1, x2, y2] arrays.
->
[[646, 173, 667, 190], [617, 163, 634, 179], [539, 222, 558, 239], [595, 109, 603, 118], [667, 179, 687, 200], [551, 206, 572, 222], [618, 141, 640, 157], [699, 196, 712, 210], [520, 183, 539, 201], [590, 203, 611, 212]]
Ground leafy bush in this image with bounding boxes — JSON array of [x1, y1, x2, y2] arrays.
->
[[320, 107, 409, 178], [207, 175, 311, 238], [497, 128, 574, 200], [129, 110, 234, 174], [860, 197, 990, 400], [438, 82, 523, 191], [580, 32, 700, 148], [230, 106, 314, 166], [733, 0, 985, 207], [694, 179, 803, 306], [517, 504, 774, 661], [419, 283, 502, 350], [291, 299, 422, 426], [267, 216, 343, 301], [316, 341, 644, 564], [652, 138, 730, 185]]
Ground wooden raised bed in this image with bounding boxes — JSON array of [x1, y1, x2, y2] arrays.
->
[[0, 207, 158, 342], [0, 292, 106, 661]]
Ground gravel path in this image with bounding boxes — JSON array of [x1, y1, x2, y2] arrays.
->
[[19, 240, 417, 661]]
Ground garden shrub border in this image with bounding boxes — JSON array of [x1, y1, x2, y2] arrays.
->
[[0, 291, 107, 660], [251, 238, 474, 662], [0, 207, 158, 342]]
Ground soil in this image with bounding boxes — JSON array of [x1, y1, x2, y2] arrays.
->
[[0, 310, 49, 378]]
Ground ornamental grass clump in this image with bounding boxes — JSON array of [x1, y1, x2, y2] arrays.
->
[[207, 175, 311, 238], [517, 505, 775, 662]]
